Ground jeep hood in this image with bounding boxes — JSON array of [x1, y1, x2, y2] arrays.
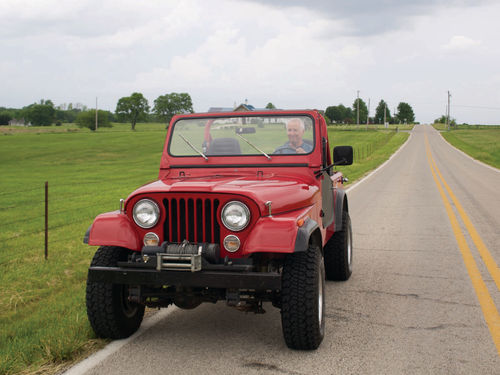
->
[[129, 175, 319, 216]]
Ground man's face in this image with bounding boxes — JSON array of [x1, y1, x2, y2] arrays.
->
[[287, 120, 304, 147]]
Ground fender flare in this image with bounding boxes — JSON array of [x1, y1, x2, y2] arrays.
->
[[294, 218, 319, 252], [334, 189, 348, 232], [84, 211, 142, 250]]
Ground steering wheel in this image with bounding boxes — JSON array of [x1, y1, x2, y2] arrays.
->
[[273, 146, 297, 154]]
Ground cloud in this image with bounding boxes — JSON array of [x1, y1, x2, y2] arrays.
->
[[124, 8, 374, 111], [0, 0, 200, 39], [1, 0, 500, 124], [241, 0, 490, 36], [442, 35, 481, 51]]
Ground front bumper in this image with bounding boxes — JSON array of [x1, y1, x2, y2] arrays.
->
[[88, 266, 281, 290]]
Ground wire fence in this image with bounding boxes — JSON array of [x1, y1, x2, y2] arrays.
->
[[0, 180, 134, 259]]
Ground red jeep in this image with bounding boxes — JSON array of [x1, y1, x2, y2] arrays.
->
[[85, 110, 353, 350]]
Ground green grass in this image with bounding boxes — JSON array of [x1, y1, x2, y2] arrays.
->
[[328, 128, 410, 183], [0, 123, 408, 375], [438, 128, 500, 169], [328, 123, 414, 131], [0, 125, 166, 375], [432, 123, 500, 131]]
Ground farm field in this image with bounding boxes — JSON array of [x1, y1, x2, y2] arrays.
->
[[0, 122, 409, 375], [437, 127, 500, 169]]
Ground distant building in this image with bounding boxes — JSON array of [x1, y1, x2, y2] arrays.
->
[[8, 118, 31, 126], [234, 104, 255, 112]]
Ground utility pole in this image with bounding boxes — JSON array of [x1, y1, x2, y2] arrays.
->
[[446, 90, 451, 130], [366, 98, 370, 127], [356, 90, 360, 126], [384, 102, 387, 128], [95, 97, 98, 131]]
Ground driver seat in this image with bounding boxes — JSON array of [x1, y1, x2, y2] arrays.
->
[[207, 138, 241, 155]]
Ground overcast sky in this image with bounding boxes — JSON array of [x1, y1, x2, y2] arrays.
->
[[1, 0, 499, 124]]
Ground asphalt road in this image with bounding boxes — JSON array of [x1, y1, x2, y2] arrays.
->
[[67, 125, 500, 375]]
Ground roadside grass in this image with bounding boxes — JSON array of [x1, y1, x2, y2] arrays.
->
[[432, 123, 500, 131], [328, 127, 410, 183], [0, 122, 167, 135], [436, 127, 500, 169], [329, 123, 414, 131], [0, 128, 165, 375], [0, 124, 409, 375]]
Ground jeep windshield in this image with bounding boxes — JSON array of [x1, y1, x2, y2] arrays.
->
[[169, 115, 314, 157]]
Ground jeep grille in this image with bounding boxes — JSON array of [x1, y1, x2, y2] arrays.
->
[[162, 197, 221, 244]]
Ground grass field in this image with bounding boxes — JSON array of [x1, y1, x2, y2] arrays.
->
[[433, 124, 500, 169], [0, 122, 409, 375]]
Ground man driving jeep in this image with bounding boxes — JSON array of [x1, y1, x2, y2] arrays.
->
[[274, 118, 313, 154]]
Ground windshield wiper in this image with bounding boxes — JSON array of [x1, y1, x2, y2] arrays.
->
[[236, 133, 271, 160], [178, 133, 208, 160]]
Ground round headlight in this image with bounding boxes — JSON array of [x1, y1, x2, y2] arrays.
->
[[221, 201, 250, 231], [133, 199, 160, 228]]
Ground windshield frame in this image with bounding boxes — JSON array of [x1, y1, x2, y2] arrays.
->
[[166, 113, 316, 159]]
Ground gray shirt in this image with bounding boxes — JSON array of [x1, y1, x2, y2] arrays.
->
[[274, 141, 313, 154]]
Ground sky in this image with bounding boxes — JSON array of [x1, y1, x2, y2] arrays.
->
[[1, 0, 499, 124]]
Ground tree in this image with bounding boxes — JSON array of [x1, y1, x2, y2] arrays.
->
[[39, 99, 55, 107], [265, 102, 276, 109], [153, 93, 193, 123], [23, 103, 55, 126], [325, 104, 353, 124], [352, 98, 368, 124], [116, 93, 150, 130], [0, 112, 12, 125], [76, 110, 112, 131], [396, 102, 415, 123], [325, 106, 342, 123], [342, 106, 354, 123], [374, 100, 391, 124], [434, 115, 456, 127]]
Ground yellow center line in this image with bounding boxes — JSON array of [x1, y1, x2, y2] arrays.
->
[[425, 133, 500, 356], [429, 145, 500, 291]]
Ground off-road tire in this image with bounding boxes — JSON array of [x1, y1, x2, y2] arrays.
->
[[86, 246, 145, 339], [324, 210, 352, 281], [281, 244, 325, 350]]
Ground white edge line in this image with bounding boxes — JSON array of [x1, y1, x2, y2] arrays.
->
[[62, 307, 177, 375], [346, 130, 414, 193], [436, 130, 500, 173], [63, 129, 414, 374]]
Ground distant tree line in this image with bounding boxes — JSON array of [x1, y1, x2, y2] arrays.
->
[[1, 93, 419, 130], [325, 98, 415, 125], [0, 100, 116, 128], [0, 92, 194, 131]]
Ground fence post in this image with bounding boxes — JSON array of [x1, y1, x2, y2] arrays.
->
[[45, 181, 48, 260]]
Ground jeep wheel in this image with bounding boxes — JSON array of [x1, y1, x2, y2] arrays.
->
[[86, 246, 145, 339], [281, 244, 325, 350], [324, 210, 352, 281]]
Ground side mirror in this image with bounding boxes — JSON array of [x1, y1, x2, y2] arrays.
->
[[333, 146, 353, 166]]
